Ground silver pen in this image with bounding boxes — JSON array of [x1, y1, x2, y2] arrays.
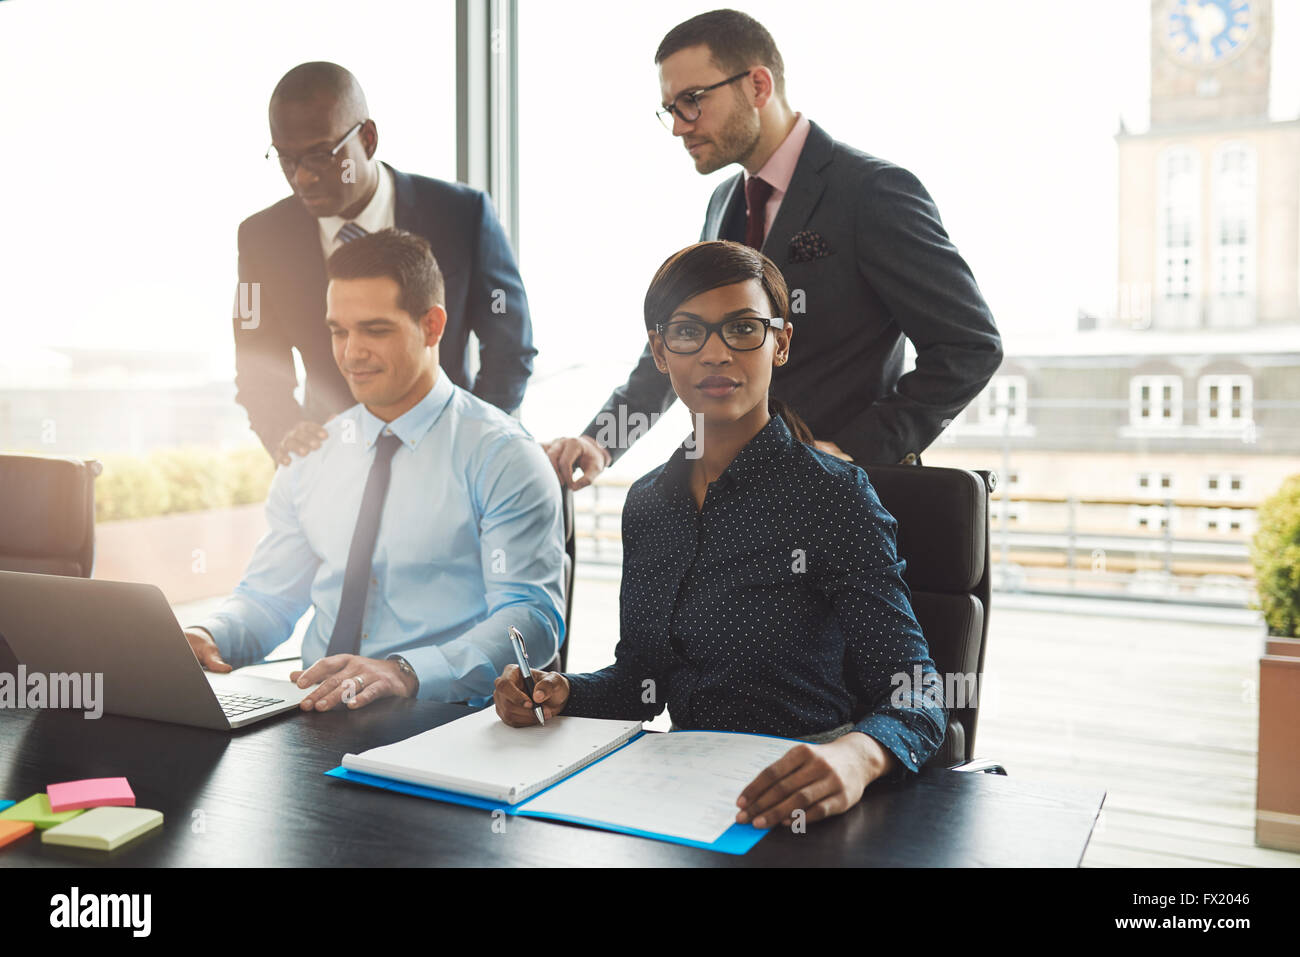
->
[[508, 626, 545, 725]]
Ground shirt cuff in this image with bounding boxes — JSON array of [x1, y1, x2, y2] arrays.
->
[[560, 670, 651, 721], [853, 715, 933, 780], [192, 616, 241, 667], [395, 643, 458, 702], [559, 671, 605, 718]]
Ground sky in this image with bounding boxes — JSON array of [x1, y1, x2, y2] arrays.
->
[[1, 0, 1296, 470]]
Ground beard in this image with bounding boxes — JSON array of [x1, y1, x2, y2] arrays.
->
[[693, 99, 762, 174]]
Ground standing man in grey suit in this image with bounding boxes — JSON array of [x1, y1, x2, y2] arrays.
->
[[545, 9, 1002, 487], [237, 62, 536, 465]]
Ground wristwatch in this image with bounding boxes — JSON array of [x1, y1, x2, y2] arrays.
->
[[387, 655, 419, 695]]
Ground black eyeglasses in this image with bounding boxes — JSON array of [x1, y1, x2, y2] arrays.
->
[[656, 71, 751, 130], [655, 315, 785, 354], [266, 121, 364, 175]]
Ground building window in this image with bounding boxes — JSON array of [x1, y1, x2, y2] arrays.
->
[[1199, 507, 1251, 534], [1198, 374, 1252, 426], [1204, 473, 1246, 499], [1156, 147, 1200, 327], [1210, 143, 1256, 325], [1136, 472, 1174, 494], [992, 502, 1028, 525], [1130, 505, 1172, 531], [1131, 375, 1183, 427], [980, 375, 1028, 427]]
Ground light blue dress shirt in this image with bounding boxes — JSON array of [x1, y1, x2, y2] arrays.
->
[[199, 371, 565, 703]]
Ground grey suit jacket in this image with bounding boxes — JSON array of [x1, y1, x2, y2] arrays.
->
[[582, 119, 1002, 465]]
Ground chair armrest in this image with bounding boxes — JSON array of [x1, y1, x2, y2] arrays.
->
[[950, 757, 1007, 775]]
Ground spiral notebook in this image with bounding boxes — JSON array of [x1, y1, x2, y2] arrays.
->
[[339, 707, 642, 805]]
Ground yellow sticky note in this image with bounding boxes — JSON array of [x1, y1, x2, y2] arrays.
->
[[41, 806, 163, 851]]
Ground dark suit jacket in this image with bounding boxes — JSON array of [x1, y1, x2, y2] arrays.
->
[[582, 120, 1002, 465], [234, 162, 535, 455]]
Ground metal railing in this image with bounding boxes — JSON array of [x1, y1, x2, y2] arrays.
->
[[571, 480, 1262, 605]]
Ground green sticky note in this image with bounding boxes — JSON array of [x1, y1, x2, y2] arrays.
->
[[0, 794, 85, 830], [41, 806, 163, 851]]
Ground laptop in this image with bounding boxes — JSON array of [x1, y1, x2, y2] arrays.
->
[[0, 570, 311, 729]]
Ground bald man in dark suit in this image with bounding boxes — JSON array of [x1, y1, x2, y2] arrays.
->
[[236, 61, 535, 464]]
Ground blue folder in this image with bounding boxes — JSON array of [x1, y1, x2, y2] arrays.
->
[[325, 730, 771, 855]]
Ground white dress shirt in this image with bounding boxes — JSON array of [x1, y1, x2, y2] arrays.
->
[[317, 162, 397, 259]]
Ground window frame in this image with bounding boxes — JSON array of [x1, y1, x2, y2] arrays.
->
[[1130, 374, 1184, 428], [1198, 374, 1253, 427]]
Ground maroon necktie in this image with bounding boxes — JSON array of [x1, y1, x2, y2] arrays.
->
[[744, 175, 775, 251]]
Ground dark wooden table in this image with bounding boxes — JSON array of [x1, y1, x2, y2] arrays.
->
[[0, 702, 1105, 867]]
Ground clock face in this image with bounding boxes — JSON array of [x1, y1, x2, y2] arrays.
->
[[1163, 0, 1256, 66]]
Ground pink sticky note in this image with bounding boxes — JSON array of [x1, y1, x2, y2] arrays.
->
[[46, 778, 136, 813]]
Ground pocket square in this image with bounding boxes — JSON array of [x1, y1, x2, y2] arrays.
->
[[788, 230, 833, 264]]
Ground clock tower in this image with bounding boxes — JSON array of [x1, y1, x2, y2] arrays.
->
[[1114, 0, 1299, 333], [1150, 0, 1271, 126]]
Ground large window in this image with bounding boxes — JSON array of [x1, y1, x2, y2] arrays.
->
[[0, 0, 457, 457], [1210, 142, 1256, 326], [1156, 147, 1201, 328]]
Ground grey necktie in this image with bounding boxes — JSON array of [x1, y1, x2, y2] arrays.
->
[[325, 433, 403, 657]]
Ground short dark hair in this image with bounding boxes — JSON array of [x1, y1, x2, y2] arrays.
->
[[326, 228, 444, 321], [644, 240, 787, 331], [655, 9, 786, 99], [643, 240, 813, 444]]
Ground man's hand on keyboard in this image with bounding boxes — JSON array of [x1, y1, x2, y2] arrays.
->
[[184, 628, 232, 673], [291, 654, 418, 711]]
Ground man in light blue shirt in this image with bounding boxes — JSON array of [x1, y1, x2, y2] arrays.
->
[[185, 228, 563, 709]]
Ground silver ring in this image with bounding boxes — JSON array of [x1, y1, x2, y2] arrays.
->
[[353, 674, 365, 692]]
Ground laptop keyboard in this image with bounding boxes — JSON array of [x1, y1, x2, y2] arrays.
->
[[215, 691, 285, 718]]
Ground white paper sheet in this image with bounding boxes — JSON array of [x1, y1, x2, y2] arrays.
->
[[523, 731, 795, 844]]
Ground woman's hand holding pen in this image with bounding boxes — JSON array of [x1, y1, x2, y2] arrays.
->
[[734, 732, 899, 829], [494, 665, 570, 726]]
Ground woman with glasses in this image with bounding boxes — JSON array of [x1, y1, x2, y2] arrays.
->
[[495, 241, 946, 830]]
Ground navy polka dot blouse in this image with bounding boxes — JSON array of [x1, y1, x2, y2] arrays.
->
[[563, 413, 948, 779]]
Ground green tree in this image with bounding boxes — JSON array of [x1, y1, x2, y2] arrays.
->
[[1251, 474, 1300, 638]]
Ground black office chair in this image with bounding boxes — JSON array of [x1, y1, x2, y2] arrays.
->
[[0, 454, 101, 577], [862, 463, 1005, 774], [0, 453, 102, 673]]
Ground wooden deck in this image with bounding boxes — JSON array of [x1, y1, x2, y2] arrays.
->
[[565, 576, 1300, 868], [972, 596, 1298, 867]]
